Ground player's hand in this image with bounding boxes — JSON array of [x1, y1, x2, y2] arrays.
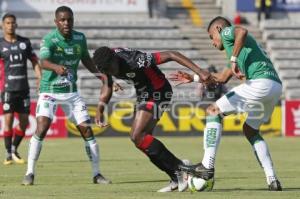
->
[[168, 71, 193, 86], [113, 82, 124, 92], [231, 62, 245, 80], [95, 104, 109, 128], [55, 65, 68, 76]]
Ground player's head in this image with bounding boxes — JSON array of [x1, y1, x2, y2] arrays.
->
[[207, 16, 231, 51], [93, 46, 120, 76], [54, 6, 74, 38], [2, 13, 17, 35]]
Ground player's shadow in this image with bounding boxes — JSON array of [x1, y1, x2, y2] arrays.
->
[[213, 187, 300, 192], [115, 179, 167, 184]]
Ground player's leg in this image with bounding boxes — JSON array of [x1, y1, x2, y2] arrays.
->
[[3, 112, 14, 165], [243, 80, 282, 191], [2, 92, 15, 165], [22, 93, 56, 185], [179, 103, 222, 183], [12, 91, 30, 163], [76, 123, 111, 184], [11, 113, 28, 164], [67, 93, 110, 184]]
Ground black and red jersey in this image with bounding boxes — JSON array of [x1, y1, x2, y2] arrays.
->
[[0, 35, 38, 92], [112, 48, 168, 96]]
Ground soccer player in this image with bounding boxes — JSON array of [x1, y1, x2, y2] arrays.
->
[[22, 6, 110, 185], [92, 47, 211, 192], [170, 16, 282, 191], [0, 13, 42, 165]]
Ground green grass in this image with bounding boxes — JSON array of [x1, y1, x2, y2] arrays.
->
[[0, 136, 299, 199]]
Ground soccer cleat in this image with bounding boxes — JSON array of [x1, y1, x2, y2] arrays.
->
[[177, 159, 192, 192], [12, 152, 26, 164], [3, 156, 13, 165], [22, 173, 35, 186], [93, 173, 112, 184], [269, 180, 282, 191], [157, 180, 178, 192], [179, 162, 214, 180]]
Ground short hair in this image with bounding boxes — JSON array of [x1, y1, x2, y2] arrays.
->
[[55, 6, 73, 17], [207, 16, 231, 31], [2, 13, 16, 22], [93, 47, 115, 72]]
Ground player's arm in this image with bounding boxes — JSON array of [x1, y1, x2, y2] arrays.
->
[[231, 26, 247, 79], [39, 38, 67, 75], [154, 51, 211, 82], [30, 56, 42, 92], [211, 68, 233, 84]]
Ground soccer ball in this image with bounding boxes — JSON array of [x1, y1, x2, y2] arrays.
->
[[187, 175, 214, 192]]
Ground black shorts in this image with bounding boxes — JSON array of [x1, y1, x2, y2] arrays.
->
[[136, 82, 173, 120], [1, 90, 30, 114]]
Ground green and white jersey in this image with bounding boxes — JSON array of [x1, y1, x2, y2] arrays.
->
[[221, 26, 281, 84], [39, 29, 90, 93]]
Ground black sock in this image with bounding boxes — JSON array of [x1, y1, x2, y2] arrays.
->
[[12, 135, 24, 152], [144, 138, 182, 181], [4, 136, 12, 154]]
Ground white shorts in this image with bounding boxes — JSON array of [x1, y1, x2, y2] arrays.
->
[[36, 92, 90, 125], [216, 79, 282, 130]]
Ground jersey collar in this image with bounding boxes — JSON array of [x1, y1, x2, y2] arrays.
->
[[55, 28, 73, 41]]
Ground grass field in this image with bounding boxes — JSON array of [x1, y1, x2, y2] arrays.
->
[[0, 136, 299, 199]]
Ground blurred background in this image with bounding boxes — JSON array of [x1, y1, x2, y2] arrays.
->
[[0, 0, 299, 138]]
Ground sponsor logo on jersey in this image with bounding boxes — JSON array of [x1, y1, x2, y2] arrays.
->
[[11, 46, 18, 51], [126, 73, 136, 78], [2, 47, 8, 52], [19, 42, 26, 50], [64, 48, 74, 55]]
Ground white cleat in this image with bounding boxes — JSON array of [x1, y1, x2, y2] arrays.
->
[[157, 180, 178, 192], [177, 159, 192, 192]]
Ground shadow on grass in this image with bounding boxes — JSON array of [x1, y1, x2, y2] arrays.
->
[[114, 179, 167, 184]]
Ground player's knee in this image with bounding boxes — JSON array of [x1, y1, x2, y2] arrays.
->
[[130, 131, 144, 147], [19, 119, 29, 130], [243, 122, 259, 141], [206, 104, 220, 116], [81, 127, 94, 139]]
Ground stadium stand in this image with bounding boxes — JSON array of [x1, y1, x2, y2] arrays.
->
[[261, 19, 300, 99]]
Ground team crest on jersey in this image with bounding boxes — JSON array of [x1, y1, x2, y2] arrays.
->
[[19, 42, 26, 50], [126, 73, 136, 78]]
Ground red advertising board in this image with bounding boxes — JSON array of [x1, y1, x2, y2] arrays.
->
[[0, 101, 67, 138], [285, 100, 300, 136]]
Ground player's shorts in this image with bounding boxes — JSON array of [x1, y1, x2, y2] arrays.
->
[[136, 81, 173, 120], [216, 79, 282, 130], [36, 92, 90, 125], [1, 90, 30, 114]]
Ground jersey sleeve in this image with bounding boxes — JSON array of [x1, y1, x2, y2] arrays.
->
[[221, 26, 235, 46], [39, 36, 53, 60], [81, 34, 90, 59], [151, 52, 162, 65]]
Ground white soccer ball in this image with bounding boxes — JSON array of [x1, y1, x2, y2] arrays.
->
[[187, 175, 209, 192]]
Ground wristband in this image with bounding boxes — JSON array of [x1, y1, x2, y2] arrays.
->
[[230, 56, 237, 63], [193, 74, 200, 82]]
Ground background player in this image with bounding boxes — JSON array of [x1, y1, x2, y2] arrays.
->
[[0, 13, 41, 165], [22, 6, 111, 185], [170, 16, 282, 191]]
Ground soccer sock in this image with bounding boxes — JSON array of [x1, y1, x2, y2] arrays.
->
[[12, 128, 26, 153], [138, 134, 182, 182], [26, 135, 43, 175], [201, 116, 222, 169], [248, 133, 277, 184], [84, 137, 100, 177], [4, 130, 13, 157]]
